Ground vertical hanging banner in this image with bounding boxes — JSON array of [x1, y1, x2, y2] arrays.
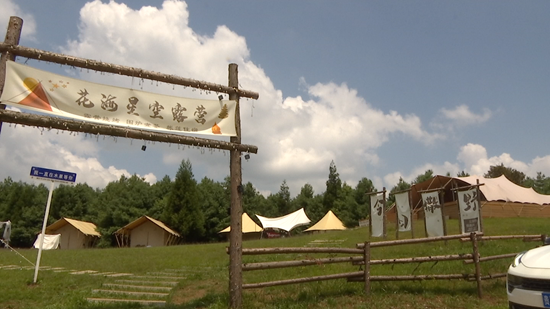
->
[[0, 61, 237, 136], [395, 192, 411, 232], [370, 193, 384, 237], [457, 188, 482, 234], [421, 191, 445, 237]]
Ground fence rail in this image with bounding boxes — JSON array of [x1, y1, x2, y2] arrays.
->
[[238, 233, 546, 298]]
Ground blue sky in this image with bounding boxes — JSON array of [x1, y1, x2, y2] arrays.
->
[[1, 0, 549, 197]]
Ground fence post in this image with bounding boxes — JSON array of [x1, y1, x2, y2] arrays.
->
[[0, 16, 23, 134], [470, 232, 483, 298], [363, 241, 371, 294], [228, 63, 243, 309]]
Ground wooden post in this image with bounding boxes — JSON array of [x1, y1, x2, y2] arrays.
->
[[368, 195, 372, 239], [382, 187, 387, 239], [363, 241, 371, 294], [395, 214, 399, 240], [0, 16, 23, 134], [422, 194, 429, 238], [476, 179, 484, 233], [470, 232, 483, 299], [409, 190, 415, 239], [440, 190, 447, 237], [228, 63, 243, 309]]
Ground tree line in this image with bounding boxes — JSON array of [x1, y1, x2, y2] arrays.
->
[[1, 159, 549, 248]]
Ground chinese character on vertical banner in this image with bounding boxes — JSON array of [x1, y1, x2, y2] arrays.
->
[[457, 188, 482, 234], [0, 61, 237, 137], [395, 192, 411, 232], [421, 191, 444, 237], [370, 193, 384, 237]]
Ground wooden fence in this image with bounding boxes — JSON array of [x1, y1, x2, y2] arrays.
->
[[238, 233, 546, 298]]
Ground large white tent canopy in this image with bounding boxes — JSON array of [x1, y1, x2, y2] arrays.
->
[[256, 208, 311, 232], [460, 175, 550, 205]]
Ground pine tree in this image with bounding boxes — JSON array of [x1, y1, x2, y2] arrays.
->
[[323, 160, 342, 213], [218, 104, 229, 119], [275, 180, 292, 215], [163, 159, 205, 242]]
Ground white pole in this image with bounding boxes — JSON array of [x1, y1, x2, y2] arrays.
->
[[33, 180, 55, 283]]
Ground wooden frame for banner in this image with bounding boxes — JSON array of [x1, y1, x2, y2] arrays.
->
[[390, 188, 414, 240], [366, 188, 387, 239], [417, 188, 447, 238], [452, 179, 484, 235], [0, 16, 258, 308]]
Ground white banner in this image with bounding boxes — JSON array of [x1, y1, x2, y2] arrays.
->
[[395, 192, 411, 232], [370, 193, 384, 237], [0, 220, 11, 242], [457, 188, 482, 234], [0, 61, 237, 136], [33, 233, 61, 250], [421, 191, 444, 237]]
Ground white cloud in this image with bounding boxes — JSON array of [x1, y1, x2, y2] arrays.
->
[[528, 156, 550, 177], [0, 0, 37, 41], [0, 124, 153, 188], [0, 0, 441, 198], [457, 143, 550, 179], [11, 0, 532, 198], [255, 81, 441, 193], [381, 143, 550, 191], [436, 104, 492, 128], [383, 161, 460, 186], [54, 0, 442, 195], [63, 0, 249, 86]]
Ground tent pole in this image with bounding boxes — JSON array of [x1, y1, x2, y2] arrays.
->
[[33, 181, 55, 283]]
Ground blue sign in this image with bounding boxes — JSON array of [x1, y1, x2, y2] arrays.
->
[[30, 166, 77, 184]]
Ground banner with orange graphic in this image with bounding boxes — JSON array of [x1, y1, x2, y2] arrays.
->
[[0, 61, 237, 136]]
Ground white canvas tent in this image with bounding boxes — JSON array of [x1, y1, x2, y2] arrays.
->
[[33, 233, 61, 250], [256, 208, 311, 232], [219, 213, 263, 233], [460, 175, 550, 204], [305, 210, 346, 233], [45, 217, 100, 249], [219, 213, 263, 240], [115, 215, 180, 247]]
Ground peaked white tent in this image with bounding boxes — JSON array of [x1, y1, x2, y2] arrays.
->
[[219, 213, 263, 241], [305, 210, 346, 232], [256, 208, 311, 232], [219, 213, 263, 233]]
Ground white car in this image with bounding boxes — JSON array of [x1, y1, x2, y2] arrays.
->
[[507, 243, 550, 308]]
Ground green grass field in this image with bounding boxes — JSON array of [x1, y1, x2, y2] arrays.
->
[[0, 217, 547, 308]]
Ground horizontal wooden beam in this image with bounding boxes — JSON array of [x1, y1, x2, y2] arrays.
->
[[0, 109, 258, 153], [0, 43, 259, 100]]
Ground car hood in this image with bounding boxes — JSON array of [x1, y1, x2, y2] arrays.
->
[[522, 245, 550, 268]]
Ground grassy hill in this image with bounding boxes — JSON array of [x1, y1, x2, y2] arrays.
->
[[0, 217, 547, 308]]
